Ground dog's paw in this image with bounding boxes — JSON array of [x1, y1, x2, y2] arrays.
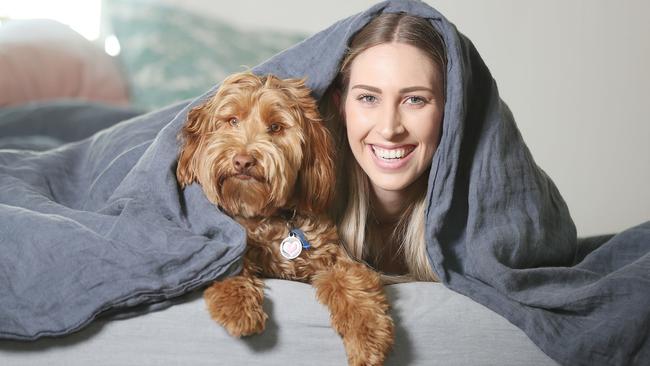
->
[[217, 304, 268, 338], [313, 264, 394, 365], [203, 277, 268, 337], [340, 311, 394, 366]]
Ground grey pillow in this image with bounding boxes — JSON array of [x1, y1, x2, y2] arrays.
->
[[0, 280, 558, 366]]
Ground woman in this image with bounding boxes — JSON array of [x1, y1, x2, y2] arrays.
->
[[323, 13, 446, 282], [316, 7, 647, 366]]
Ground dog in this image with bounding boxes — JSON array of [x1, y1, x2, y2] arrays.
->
[[176, 72, 394, 366]]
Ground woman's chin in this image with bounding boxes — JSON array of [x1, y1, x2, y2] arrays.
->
[[364, 167, 431, 200], [368, 174, 417, 194]]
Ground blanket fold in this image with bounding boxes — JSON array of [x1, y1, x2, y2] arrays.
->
[[0, 1, 648, 365], [1, 102, 247, 340]]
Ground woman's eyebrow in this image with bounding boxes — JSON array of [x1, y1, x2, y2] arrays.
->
[[351, 84, 381, 93], [350, 84, 435, 94], [399, 86, 435, 94]]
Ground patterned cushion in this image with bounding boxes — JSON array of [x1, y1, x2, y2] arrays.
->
[[103, 0, 307, 110]]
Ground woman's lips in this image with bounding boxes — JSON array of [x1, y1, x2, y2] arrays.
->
[[368, 144, 416, 170]]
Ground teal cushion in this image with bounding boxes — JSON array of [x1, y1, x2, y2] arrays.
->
[[104, 0, 307, 110]]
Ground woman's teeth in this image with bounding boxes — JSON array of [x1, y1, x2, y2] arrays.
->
[[372, 145, 413, 160]]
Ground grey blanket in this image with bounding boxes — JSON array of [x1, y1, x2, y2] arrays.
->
[[0, 1, 648, 365]]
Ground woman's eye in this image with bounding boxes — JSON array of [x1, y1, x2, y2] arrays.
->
[[229, 117, 239, 127], [358, 94, 378, 104], [405, 96, 426, 105], [268, 123, 282, 133]]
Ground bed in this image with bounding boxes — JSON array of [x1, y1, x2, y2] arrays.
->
[[0, 280, 558, 366], [1, 2, 645, 365]]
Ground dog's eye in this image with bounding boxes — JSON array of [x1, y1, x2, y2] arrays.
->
[[268, 123, 283, 133], [229, 117, 239, 127]]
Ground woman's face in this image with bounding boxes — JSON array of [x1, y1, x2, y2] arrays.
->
[[343, 42, 444, 198]]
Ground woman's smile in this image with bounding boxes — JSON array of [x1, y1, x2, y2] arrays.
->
[[368, 143, 417, 169]]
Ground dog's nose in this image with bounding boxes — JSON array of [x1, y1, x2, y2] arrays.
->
[[233, 154, 256, 172]]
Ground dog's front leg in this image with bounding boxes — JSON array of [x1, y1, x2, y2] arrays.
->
[[203, 262, 267, 337], [312, 261, 394, 366]]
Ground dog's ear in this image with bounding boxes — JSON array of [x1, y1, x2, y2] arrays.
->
[[176, 102, 210, 188], [279, 78, 335, 214], [298, 116, 336, 214]]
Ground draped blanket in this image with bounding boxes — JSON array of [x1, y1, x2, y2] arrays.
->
[[0, 1, 648, 365]]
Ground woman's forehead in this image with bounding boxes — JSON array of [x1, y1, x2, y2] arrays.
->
[[348, 43, 442, 92]]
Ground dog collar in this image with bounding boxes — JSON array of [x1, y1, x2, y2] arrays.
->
[[280, 228, 311, 260]]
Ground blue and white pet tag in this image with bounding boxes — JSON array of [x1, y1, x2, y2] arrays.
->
[[280, 235, 302, 259], [280, 229, 311, 260]]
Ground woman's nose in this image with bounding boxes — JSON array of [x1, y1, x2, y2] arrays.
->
[[377, 105, 405, 140]]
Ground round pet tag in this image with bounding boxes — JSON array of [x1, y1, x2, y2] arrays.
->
[[280, 235, 302, 260]]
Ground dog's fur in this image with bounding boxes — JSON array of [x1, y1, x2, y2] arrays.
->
[[176, 72, 394, 365]]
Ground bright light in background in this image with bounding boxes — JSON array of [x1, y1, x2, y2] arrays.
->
[[0, 0, 102, 40], [104, 34, 121, 56]]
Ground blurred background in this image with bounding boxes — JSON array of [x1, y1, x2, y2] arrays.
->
[[1, 0, 648, 237]]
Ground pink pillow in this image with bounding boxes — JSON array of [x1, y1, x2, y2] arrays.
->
[[0, 19, 129, 107]]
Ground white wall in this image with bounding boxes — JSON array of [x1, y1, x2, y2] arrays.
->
[[428, 0, 650, 237], [156, 0, 650, 236]]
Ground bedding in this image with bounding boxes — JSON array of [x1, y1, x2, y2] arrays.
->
[[0, 1, 648, 366], [0, 280, 558, 366], [0, 100, 143, 150], [0, 100, 610, 366], [0, 98, 245, 340]]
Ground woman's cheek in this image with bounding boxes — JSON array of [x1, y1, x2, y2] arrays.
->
[[345, 103, 373, 137]]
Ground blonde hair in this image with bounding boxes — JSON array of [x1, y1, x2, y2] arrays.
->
[[321, 13, 446, 283]]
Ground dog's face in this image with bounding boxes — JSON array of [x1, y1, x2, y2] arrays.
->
[[177, 72, 335, 218]]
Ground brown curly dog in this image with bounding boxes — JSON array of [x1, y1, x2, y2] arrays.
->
[[176, 72, 394, 365]]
